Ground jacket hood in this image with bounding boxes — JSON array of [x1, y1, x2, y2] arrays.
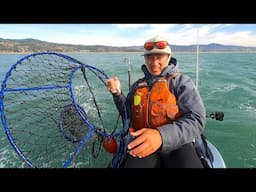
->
[[160, 57, 180, 77]]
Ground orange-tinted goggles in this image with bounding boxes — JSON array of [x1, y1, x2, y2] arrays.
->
[[144, 41, 168, 50]]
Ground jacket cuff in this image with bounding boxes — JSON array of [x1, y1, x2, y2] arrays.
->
[[157, 125, 180, 153]]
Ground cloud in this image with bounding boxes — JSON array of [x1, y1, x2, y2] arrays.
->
[[142, 24, 178, 39], [45, 24, 256, 47], [210, 31, 256, 46], [114, 24, 147, 29], [1, 24, 256, 47]]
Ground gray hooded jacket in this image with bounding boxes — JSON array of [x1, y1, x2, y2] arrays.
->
[[113, 57, 206, 153]]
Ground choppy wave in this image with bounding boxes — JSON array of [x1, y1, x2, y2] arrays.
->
[[1, 52, 256, 168]]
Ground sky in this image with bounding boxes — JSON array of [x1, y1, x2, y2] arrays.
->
[[1, 24, 256, 47]]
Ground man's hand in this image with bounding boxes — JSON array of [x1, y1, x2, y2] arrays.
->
[[106, 76, 121, 96], [128, 128, 162, 158]]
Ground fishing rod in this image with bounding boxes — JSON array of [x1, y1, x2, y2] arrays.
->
[[195, 28, 199, 90], [124, 57, 131, 91], [195, 30, 224, 122]]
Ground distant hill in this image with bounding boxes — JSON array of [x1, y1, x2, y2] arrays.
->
[[171, 43, 256, 52], [1, 38, 256, 53]]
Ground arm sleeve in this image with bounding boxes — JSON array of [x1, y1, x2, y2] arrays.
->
[[112, 81, 137, 121], [157, 74, 206, 153], [113, 93, 128, 121]]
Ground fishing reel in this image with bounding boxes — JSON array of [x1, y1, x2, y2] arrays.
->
[[206, 112, 224, 121]]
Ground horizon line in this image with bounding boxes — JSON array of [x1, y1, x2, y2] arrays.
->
[[1, 37, 256, 48]]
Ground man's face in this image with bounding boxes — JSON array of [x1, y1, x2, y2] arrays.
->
[[145, 54, 169, 76]]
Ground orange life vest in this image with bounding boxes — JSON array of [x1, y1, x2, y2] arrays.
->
[[131, 76, 181, 130]]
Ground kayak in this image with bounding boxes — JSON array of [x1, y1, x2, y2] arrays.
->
[[194, 135, 226, 168], [204, 140, 226, 168]]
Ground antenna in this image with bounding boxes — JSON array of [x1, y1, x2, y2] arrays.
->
[[195, 28, 199, 90]]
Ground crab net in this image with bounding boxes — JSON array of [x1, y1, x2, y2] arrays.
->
[[0, 52, 128, 168]]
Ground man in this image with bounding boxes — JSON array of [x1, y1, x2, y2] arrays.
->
[[107, 35, 206, 168]]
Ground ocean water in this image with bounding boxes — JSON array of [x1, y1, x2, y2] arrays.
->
[[0, 51, 255, 168]]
